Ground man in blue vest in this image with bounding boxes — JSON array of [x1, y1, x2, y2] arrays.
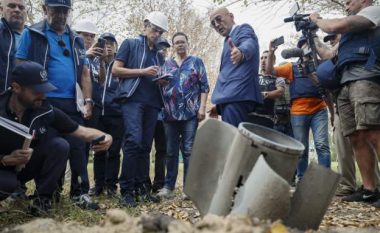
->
[[266, 37, 331, 181], [310, 0, 380, 207], [208, 7, 263, 127], [0, 0, 27, 93], [112, 11, 168, 207], [15, 0, 97, 209], [90, 32, 123, 198]]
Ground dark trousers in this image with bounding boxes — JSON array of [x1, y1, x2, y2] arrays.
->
[[48, 98, 89, 197], [0, 136, 69, 201], [119, 102, 159, 194], [217, 101, 255, 127], [93, 115, 123, 191], [152, 120, 167, 192]]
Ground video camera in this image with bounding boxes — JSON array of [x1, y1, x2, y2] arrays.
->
[[284, 3, 318, 32], [282, 2, 320, 75]]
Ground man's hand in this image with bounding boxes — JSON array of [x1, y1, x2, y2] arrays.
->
[[228, 38, 243, 65], [142, 66, 160, 76], [208, 106, 219, 119], [87, 45, 104, 58], [198, 107, 206, 122], [269, 40, 278, 54], [92, 134, 113, 152], [309, 12, 322, 24], [2, 149, 33, 166], [83, 103, 93, 120]]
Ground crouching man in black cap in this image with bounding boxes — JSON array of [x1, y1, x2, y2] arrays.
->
[[0, 61, 112, 215]]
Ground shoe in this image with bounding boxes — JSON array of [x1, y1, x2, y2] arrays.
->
[[182, 192, 190, 201], [157, 188, 174, 199], [139, 190, 161, 203], [72, 194, 100, 210], [106, 188, 117, 198], [342, 186, 379, 203], [120, 192, 137, 208], [29, 197, 52, 216], [89, 186, 104, 197]]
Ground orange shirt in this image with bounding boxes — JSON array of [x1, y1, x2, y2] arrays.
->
[[274, 63, 326, 115]]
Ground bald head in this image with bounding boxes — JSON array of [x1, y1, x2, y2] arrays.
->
[[209, 7, 235, 37], [0, 0, 26, 32]]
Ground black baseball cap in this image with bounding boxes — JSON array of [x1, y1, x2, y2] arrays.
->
[[12, 61, 57, 93], [157, 37, 171, 49], [44, 0, 72, 8], [100, 32, 117, 43], [323, 33, 337, 43]]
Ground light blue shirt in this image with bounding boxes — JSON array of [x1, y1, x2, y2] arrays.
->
[[16, 24, 79, 98]]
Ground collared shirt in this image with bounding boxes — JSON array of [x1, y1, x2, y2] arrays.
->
[[16, 23, 88, 99], [116, 36, 162, 108], [161, 56, 209, 121]]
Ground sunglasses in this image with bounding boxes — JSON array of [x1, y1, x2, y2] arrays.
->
[[7, 3, 26, 10], [58, 40, 70, 57], [210, 13, 228, 28]]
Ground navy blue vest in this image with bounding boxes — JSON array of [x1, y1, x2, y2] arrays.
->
[[0, 18, 16, 93], [101, 60, 121, 116], [26, 20, 85, 88], [115, 35, 165, 102], [337, 27, 380, 71], [290, 64, 321, 100]]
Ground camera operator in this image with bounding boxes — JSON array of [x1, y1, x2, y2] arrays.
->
[[310, 1, 380, 207], [248, 50, 285, 128], [318, 32, 380, 197], [265, 37, 331, 182]]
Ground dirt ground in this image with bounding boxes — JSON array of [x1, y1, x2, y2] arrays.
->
[[1, 191, 380, 233]]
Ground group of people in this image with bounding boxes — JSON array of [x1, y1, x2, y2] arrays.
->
[[0, 0, 380, 216]]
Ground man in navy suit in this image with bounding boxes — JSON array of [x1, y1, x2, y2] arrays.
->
[[209, 7, 263, 127]]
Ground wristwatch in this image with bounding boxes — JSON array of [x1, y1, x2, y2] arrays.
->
[[84, 98, 94, 106]]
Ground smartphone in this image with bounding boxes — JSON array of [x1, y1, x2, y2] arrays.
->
[[152, 74, 172, 82], [91, 135, 105, 145], [95, 38, 106, 49], [272, 36, 285, 47]]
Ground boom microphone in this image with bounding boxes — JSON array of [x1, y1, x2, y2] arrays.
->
[[281, 48, 304, 59]]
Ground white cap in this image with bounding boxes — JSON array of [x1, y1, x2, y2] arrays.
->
[[144, 11, 169, 32], [74, 20, 98, 35]]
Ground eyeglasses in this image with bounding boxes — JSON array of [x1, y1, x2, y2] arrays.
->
[[58, 40, 70, 57], [7, 3, 26, 10], [210, 13, 230, 28], [150, 24, 164, 35]]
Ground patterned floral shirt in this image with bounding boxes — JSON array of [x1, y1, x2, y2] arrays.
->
[[161, 56, 209, 121]]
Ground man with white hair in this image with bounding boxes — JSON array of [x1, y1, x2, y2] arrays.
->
[[112, 11, 168, 207]]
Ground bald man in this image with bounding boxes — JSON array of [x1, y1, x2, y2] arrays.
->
[[0, 0, 26, 92], [208, 7, 263, 127]]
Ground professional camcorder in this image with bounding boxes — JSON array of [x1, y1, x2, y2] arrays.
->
[[283, 3, 318, 32], [282, 3, 319, 75]]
